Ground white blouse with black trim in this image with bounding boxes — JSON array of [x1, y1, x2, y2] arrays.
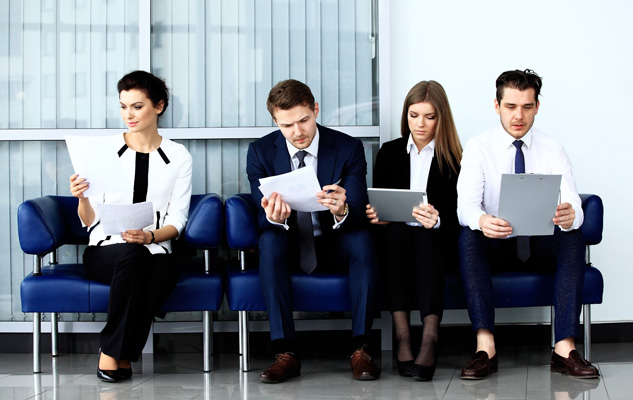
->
[[82, 133, 193, 255]]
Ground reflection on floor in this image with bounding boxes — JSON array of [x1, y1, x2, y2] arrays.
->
[[0, 342, 631, 399]]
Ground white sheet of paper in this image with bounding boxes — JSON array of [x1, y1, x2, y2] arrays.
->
[[65, 135, 131, 197], [258, 167, 328, 212], [97, 202, 155, 235]]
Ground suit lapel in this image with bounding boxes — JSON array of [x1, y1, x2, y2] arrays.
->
[[273, 131, 292, 175], [316, 126, 335, 186]]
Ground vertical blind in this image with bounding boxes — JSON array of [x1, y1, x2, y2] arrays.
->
[[151, 0, 376, 129]]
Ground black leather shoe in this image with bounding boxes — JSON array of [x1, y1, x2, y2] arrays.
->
[[551, 350, 600, 379], [396, 360, 415, 377], [461, 351, 498, 380], [414, 363, 436, 381], [97, 350, 122, 383]]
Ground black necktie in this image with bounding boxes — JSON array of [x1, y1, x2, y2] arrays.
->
[[295, 151, 317, 274], [513, 140, 530, 262]]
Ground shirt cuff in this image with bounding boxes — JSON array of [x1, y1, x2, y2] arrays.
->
[[331, 212, 348, 229], [266, 217, 289, 230]]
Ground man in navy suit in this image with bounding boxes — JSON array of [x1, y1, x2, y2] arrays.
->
[[247, 79, 379, 383]]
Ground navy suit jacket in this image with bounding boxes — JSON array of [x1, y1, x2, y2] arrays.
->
[[247, 124, 370, 235], [372, 136, 461, 257]]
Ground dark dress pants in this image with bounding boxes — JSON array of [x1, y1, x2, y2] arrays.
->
[[382, 223, 445, 320], [458, 227, 585, 342], [258, 227, 378, 341], [84, 243, 179, 361]]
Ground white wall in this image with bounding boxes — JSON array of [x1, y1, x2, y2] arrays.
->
[[389, 0, 633, 324]]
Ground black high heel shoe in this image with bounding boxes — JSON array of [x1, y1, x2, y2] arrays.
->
[[97, 349, 122, 383], [118, 366, 133, 380], [396, 360, 415, 377], [413, 363, 436, 381], [413, 343, 438, 381]]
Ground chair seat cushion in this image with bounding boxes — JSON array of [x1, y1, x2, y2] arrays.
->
[[21, 264, 91, 313], [443, 266, 604, 309], [90, 269, 224, 313], [227, 268, 352, 312]]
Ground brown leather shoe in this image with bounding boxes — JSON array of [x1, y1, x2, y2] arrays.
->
[[350, 347, 380, 380], [551, 350, 600, 379], [460, 351, 498, 380], [259, 353, 301, 384]]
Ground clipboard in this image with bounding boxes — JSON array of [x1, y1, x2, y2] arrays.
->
[[367, 188, 427, 223], [497, 174, 562, 236]]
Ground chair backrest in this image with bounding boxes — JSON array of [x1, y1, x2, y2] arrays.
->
[[225, 193, 259, 250], [18, 194, 224, 256], [579, 194, 603, 245]]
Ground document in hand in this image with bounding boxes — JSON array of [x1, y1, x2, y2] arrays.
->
[[65, 135, 131, 197], [367, 188, 427, 222], [97, 202, 155, 236], [258, 167, 328, 212], [497, 174, 562, 236]]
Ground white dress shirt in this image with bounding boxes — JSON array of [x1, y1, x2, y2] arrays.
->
[[407, 136, 440, 229], [457, 126, 583, 232], [267, 129, 347, 232]]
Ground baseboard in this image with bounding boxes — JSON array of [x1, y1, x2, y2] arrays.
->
[[2, 322, 633, 355]]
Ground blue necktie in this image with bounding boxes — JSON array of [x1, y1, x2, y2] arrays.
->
[[295, 151, 317, 274], [513, 140, 530, 262]]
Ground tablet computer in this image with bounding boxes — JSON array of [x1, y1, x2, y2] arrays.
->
[[497, 174, 561, 236], [367, 188, 427, 223]]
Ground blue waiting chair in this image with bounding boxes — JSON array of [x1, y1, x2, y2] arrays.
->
[[19, 194, 224, 373], [224, 193, 604, 371]]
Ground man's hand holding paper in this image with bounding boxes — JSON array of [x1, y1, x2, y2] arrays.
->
[[258, 167, 329, 213]]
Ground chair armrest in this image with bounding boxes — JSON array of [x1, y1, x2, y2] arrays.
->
[[579, 194, 603, 246], [185, 194, 224, 249], [225, 193, 259, 250], [18, 196, 88, 255]]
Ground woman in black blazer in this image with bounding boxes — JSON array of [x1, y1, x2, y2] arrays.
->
[[366, 81, 462, 381]]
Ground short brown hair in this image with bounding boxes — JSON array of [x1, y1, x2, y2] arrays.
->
[[266, 79, 315, 119]]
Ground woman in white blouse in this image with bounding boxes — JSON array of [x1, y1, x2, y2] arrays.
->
[[70, 71, 192, 382]]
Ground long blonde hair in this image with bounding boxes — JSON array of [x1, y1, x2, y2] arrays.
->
[[400, 80, 462, 175]]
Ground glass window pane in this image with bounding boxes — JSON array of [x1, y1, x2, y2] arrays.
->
[[0, 0, 139, 129], [151, 0, 377, 128]]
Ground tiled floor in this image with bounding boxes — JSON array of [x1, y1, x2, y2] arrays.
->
[[0, 342, 631, 399]]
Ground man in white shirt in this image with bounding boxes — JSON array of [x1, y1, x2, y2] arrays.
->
[[456, 69, 599, 380]]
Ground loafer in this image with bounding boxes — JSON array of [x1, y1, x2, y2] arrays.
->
[[551, 350, 600, 379], [396, 360, 415, 377], [460, 351, 498, 380], [259, 353, 301, 384], [350, 347, 380, 380]]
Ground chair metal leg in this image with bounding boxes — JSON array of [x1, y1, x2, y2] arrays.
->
[[239, 310, 250, 372], [583, 304, 591, 361], [33, 313, 41, 373], [380, 311, 392, 351], [550, 306, 555, 349], [51, 312, 59, 356], [203, 310, 213, 372]]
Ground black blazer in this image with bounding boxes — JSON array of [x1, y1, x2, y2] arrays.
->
[[372, 136, 461, 243]]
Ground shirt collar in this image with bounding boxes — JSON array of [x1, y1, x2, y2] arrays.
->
[[287, 128, 320, 159], [406, 135, 435, 155], [497, 125, 533, 150]]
